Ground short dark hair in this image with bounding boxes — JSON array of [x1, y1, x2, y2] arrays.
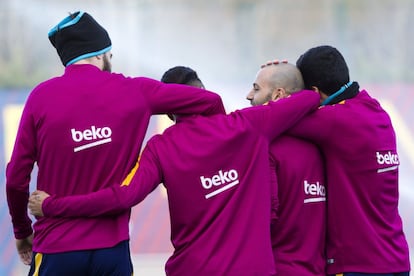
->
[[161, 66, 201, 86], [160, 66, 204, 121], [296, 45, 349, 95]]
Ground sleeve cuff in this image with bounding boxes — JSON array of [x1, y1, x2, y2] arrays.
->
[[42, 195, 56, 217]]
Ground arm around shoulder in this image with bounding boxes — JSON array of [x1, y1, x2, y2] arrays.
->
[[287, 103, 336, 144], [247, 90, 320, 140], [145, 79, 226, 116]]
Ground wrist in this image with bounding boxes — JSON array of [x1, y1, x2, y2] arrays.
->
[[42, 195, 55, 217]]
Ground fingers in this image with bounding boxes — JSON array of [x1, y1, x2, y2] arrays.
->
[[31, 190, 46, 198], [16, 236, 33, 265], [260, 59, 289, 68], [28, 194, 45, 216], [19, 251, 32, 265], [29, 191, 41, 204], [29, 190, 50, 203], [28, 203, 43, 217], [28, 194, 38, 205], [31, 190, 51, 199]]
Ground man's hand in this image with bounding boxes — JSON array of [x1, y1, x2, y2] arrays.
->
[[28, 190, 50, 217], [16, 233, 33, 265]]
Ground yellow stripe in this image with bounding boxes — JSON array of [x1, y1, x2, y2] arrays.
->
[[121, 156, 141, 186], [2, 104, 24, 163], [122, 114, 172, 187], [336, 274, 343, 276], [33, 253, 43, 276]]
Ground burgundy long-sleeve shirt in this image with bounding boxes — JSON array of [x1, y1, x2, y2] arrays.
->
[[6, 63, 225, 253], [41, 90, 320, 275], [270, 136, 326, 275], [289, 90, 410, 274]]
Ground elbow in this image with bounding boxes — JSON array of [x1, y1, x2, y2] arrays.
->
[[211, 93, 226, 115]]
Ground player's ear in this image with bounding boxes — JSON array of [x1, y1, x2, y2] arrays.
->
[[313, 86, 328, 103], [271, 88, 285, 100], [311, 86, 319, 93]]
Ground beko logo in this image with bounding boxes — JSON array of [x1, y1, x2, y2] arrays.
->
[[200, 169, 239, 199], [376, 151, 399, 165], [376, 151, 399, 173], [71, 125, 112, 152], [303, 180, 326, 204]]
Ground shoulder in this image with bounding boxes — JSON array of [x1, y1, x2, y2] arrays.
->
[[146, 133, 164, 146]]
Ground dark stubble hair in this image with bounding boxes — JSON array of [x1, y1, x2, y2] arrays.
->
[[102, 54, 112, 73]]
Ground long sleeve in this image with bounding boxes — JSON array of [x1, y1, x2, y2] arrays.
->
[[241, 90, 320, 141], [287, 104, 336, 144], [42, 141, 162, 217], [140, 78, 226, 116], [269, 156, 279, 224], [6, 101, 36, 239]]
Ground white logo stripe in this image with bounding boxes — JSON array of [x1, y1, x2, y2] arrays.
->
[[74, 138, 112, 152], [304, 197, 326, 203], [205, 180, 239, 199], [377, 165, 398, 173]]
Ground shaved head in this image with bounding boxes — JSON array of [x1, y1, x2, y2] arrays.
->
[[246, 63, 305, 106], [258, 63, 304, 95]]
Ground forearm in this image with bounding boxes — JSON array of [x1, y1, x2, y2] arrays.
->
[[42, 186, 127, 217], [43, 153, 162, 218], [151, 82, 226, 116], [287, 106, 334, 144], [6, 104, 36, 238], [42, 139, 163, 218], [245, 90, 320, 140], [6, 187, 33, 239]]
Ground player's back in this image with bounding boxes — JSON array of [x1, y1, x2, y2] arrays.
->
[[14, 64, 218, 253], [19, 66, 152, 253], [270, 135, 326, 276], [292, 90, 411, 273], [147, 111, 276, 276]]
